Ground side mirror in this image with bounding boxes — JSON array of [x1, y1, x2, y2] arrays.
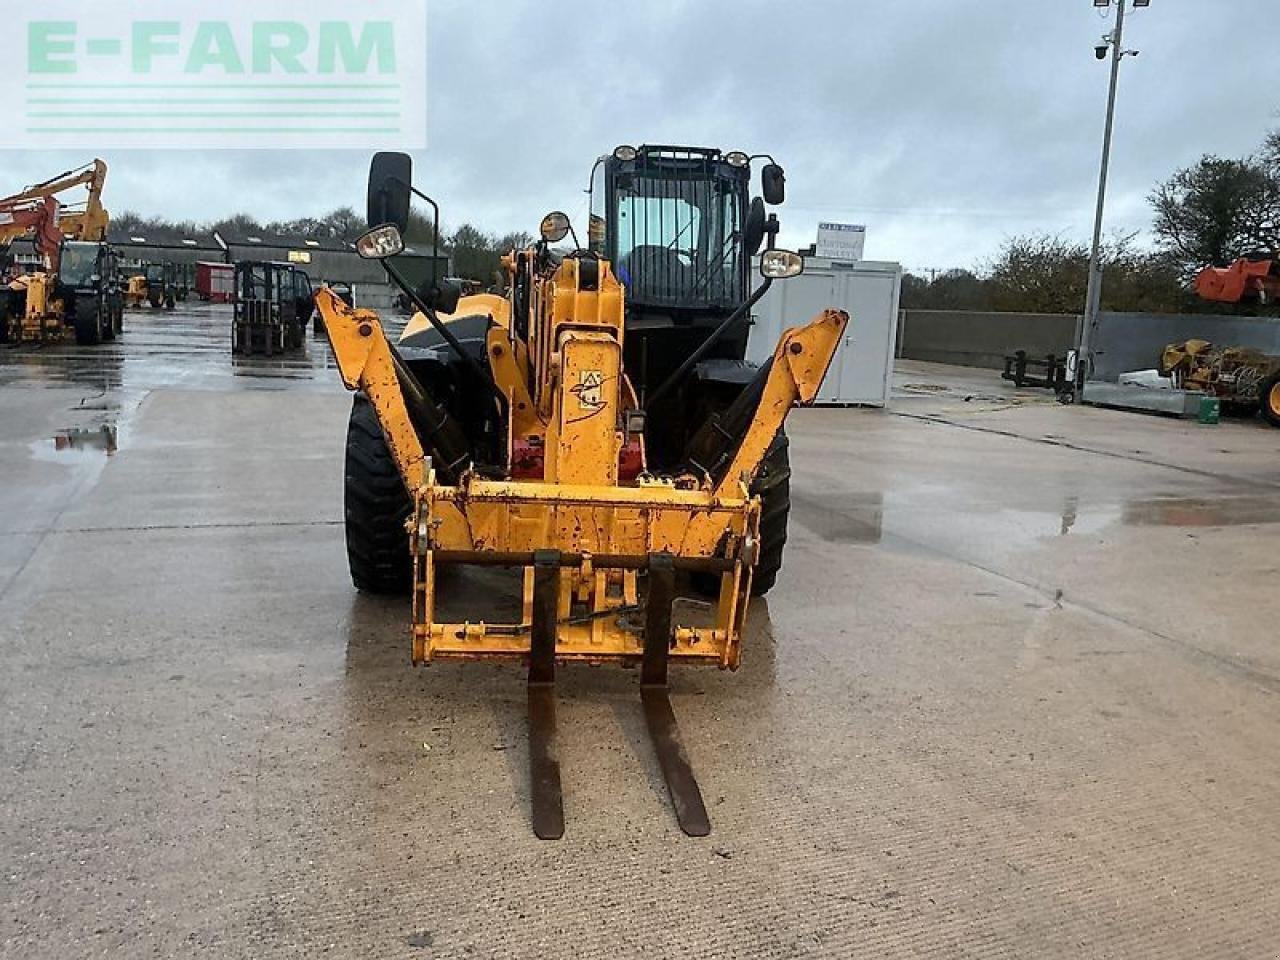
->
[[760, 249, 804, 280], [743, 198, 767, 256], [762, 163, 786, 205], [540, 211, 571, 244], [367, 152, 412, 232]]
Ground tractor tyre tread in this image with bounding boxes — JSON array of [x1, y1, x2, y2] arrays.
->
[[73, 300, 102, 346], [344, 396, 413, 594]]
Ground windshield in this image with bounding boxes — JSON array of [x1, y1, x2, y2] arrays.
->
[[59, 243, 99, 287], [612, 174, 743, 308]]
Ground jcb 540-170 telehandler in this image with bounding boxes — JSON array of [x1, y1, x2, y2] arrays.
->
[[314, 146, 847, 838]]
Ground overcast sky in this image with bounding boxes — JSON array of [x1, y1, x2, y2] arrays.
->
[[6, 0, 1278, 273]]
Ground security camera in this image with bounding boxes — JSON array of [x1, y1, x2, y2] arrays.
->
[[1094, 44, 1109, 59]]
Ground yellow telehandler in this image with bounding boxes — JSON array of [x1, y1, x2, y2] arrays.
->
[[314, 148, 847, 838]]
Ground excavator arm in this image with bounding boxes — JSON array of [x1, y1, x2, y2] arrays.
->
[[0, 197, 64, 272], [0, 160, 109, 243]]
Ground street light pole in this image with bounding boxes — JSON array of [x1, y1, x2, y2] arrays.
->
[[1076, 0, 1135, 399]]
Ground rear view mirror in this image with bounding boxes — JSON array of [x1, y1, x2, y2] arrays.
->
[[367, 152, 412, 232], [762, 163, 786, 205], [743, 198, 767, 256]]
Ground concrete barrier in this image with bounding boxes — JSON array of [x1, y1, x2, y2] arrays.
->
[[900, 309, 1079, 370], [1089, 311, 1280, 381]]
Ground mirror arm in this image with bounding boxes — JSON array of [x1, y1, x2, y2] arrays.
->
[[643, 277, 775, 414], [381, 257, 509, 419]]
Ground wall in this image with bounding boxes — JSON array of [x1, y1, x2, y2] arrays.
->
[[1088, 311, 1280, 381], [900, 309, 1079, 369]]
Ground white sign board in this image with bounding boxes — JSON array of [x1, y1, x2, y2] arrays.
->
[[816, 222, 866, 261]]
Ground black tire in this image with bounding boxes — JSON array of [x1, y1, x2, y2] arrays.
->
[[691, 427, 791, 598], [1260, 373, 1280, 428], [73, 299, 102, 346], [345, 395, 413, 593], [165, 294, 176, 310], [148, 290, 162, 309], [749, 429, 791, 596]]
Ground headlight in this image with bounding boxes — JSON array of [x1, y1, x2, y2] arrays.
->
[[725, 150, 749, 168], [760, 250, 805, 279], [613, 145, 638, 162], [355, 224, 405, 260]]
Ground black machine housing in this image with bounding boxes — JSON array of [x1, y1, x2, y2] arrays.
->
[[55, 240, 125, 345]]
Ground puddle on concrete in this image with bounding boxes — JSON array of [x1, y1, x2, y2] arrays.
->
[[1122, 495, 1280, 528], [790, 492, 884, 544], [51, 425, 118, 456]]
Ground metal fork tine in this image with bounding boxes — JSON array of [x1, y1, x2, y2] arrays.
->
[[641, 553, 711, 837], [528, 550, 563, 840]]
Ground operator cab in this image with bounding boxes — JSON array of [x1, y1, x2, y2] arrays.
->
[[58, 241, 115, 293], [589, 145, 785, 325]]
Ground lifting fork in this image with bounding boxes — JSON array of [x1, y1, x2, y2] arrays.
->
[[526, 551, 711, 839]]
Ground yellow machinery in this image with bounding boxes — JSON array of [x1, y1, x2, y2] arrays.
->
[[124, 274, 149, 309], [0, 160, 119, 344], [316, 150, 847, 837]]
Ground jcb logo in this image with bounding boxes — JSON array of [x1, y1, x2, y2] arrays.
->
[[573, 370, 606, 412]]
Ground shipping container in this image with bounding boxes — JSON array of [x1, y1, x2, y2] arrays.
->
[[196, 261, 235, 303]]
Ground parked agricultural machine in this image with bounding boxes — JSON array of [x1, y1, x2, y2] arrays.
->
[[0, 160, 122, 345], [312, 147, 846, 837], [232, 261, 315, 355]]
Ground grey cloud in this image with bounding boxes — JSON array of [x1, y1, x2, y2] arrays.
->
[[5, 0, 1276, 271]]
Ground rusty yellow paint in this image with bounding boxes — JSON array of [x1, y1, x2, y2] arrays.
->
[[319, 249, 844, 671], [399, 292, 511, 341], [486, 325, 541, 443], [315, 287, 428, 492], [713, 308, 849, 500], [8, 273, 68, 343]]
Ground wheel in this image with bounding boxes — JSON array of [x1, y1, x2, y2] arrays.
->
[[749, 429, 791, 596], [344, 395, 413, 593], [73, 299, 102, 346], [1260, 373, 1280, 428], [148, 290, 162, 309], [165, 293, 176, 310], [691, 427, 791, 598]]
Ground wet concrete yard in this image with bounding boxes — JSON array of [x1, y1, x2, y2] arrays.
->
[[3, 307, 1280, 958]]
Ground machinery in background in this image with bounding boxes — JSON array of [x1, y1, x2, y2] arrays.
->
[[125, 261, 185, 310], [1159, 340, 1280, 427], [0, 160, 121, 345], [1194, 258, 1280, 305], [316, 147, 844, 838], [1002, 351, 1070, 392], [232, 261, 315, 355]]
